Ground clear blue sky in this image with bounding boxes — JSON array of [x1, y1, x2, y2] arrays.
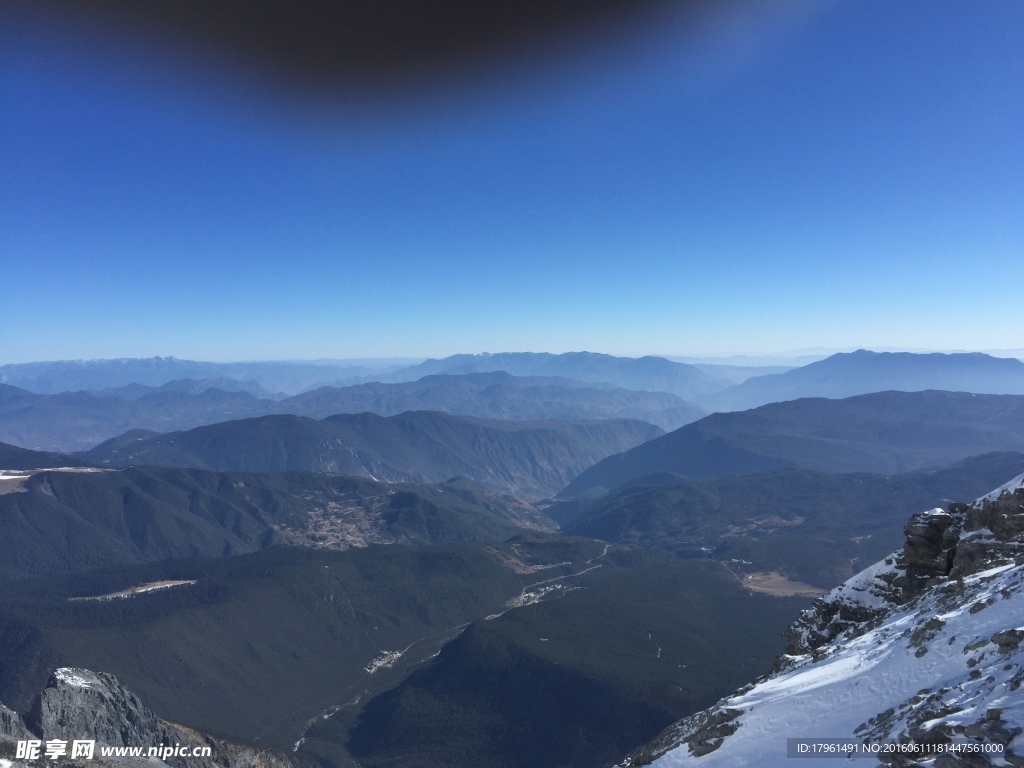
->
[[2, 1, 1022, 363]]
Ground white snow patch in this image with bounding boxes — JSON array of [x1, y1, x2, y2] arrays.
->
[[963, 562, 1017, 582], [976, 472, 1024, 503], [646, 561, 1024, 768], [822, 557, 900, 611], [734, 648, 882, 707], [54, 668, 93, 689], [961, 527, 996, 540]]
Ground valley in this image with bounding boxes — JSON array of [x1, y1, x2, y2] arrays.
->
[[3, 350, 1024, 767], [5, 3, 1021, 762]]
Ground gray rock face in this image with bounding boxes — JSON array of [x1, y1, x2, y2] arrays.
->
[[954, 485, 1024, 578], [618, 474, 1024, 768], [788, 483, 1024, 657], [26, 668, 163, 748], [901, 507, 960, 596], [10, 668, 299, 768], [0, 701, 32, 741]]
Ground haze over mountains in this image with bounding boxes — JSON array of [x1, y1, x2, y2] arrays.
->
[[376, 352, 730, 401], [7, 350, 1024, 456], [0, 353, 733, 398], [5, 347, 1024, 768], [80, 411, 662, 500], [0, 371, 702, 453], [0, 357, 413, 395], [709, 350, 1024, 411]]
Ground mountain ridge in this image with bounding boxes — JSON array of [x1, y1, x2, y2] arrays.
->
[[0, 464, 553, 581], [80, 410, 663, 500], [0, 372, 698, 453], [562, 391, 1024, 497], [553, 451, 1024, 588], [709, 350, 1024, 411], [376, 352, 726, 400]]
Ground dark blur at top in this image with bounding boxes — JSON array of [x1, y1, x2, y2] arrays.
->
[[3, 0, 700, 102]]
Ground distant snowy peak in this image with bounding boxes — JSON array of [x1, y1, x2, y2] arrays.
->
[[623, 474, 1024, 767]]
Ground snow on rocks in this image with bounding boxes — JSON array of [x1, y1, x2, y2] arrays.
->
[[621, 476, 1024, 768], [53, 668, 95, 689]]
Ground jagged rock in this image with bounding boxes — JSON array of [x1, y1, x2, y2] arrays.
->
[[0, 702, 32, 742], [992, 629, 1024, 654], [11, 668, 300, 768], [953, 486, 1024, 578], [684, 708, 742, 757], [618, 473, 1024, 767], [900, 508, 960, 597], [26, 668, 164, 749], [965, 487, 1024, 540], [784, 554, 904, 655], [617, 707, 742, 767]]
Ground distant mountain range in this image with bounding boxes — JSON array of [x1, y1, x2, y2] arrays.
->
[[378, 352, 728, 400], [0, 372, 701, 453], [91, 376, 284, 400], [284, 371, 705, 430], [0, 356, 410, 395], [0, 383, 278, 452], [708, 350, 1024, 410], [0, 352, 733, 400], [562, 391, 1024, 497], [80, 411, 663, 500]]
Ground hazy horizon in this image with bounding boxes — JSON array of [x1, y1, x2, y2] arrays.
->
[[2, 1, 1021, 363], [4, 346, 1024, 369]]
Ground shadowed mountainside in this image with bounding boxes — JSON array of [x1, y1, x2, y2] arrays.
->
[[561, 391, 1024, 498], [331, 552, 808, 768], [0, 465, 553, 581], [0, 442, 90, 471], [81, 410, 663, 500], [552, 452, 1024, 588]]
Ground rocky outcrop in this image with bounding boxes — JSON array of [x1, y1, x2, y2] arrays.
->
[[900, 506, 961, 596], [0, 702, 31, 742], [953, 484, 1024, 579], [25, 669, 164, 750], [619, 472, 1024, 768], [785, 479, 1024, 658], [2, 668, 300, 768]]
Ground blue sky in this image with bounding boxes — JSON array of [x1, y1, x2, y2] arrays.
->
[[1, 1, 1022, 363]]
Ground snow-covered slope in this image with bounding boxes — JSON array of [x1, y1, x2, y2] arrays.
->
[[623, 474, 1024, 767]]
